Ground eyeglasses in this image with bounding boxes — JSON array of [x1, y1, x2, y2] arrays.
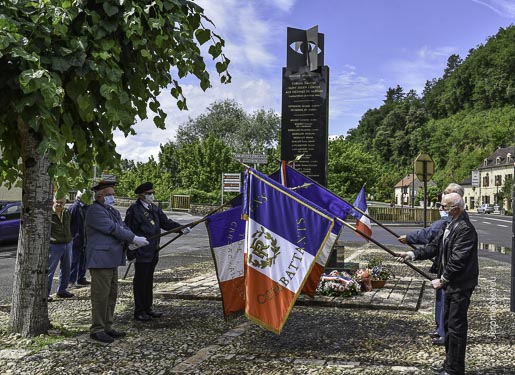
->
[[440, 204, 454, 210]]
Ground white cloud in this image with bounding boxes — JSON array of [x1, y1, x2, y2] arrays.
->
[[330, 66, 386, 119], [265, 0, 295, 12], [388, 45, 457, 95], [472, 0, 515, 18]]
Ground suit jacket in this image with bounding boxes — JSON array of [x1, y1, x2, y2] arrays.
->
[[85, 201, 135, 269], [124, 200, 181, 263], [413, 211, 479, 293], [69, 199, 88, 251]]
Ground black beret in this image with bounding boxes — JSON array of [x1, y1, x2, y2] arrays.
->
[[92, 180, 117, 192], [134, 182, 153, 195]]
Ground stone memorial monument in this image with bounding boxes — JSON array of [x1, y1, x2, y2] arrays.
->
[[281, 25, 329, 186]]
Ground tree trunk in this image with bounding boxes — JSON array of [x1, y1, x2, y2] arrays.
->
[[9, 118, 52, 336]]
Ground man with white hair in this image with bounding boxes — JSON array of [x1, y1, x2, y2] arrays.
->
[[398, 192, 478, 375]]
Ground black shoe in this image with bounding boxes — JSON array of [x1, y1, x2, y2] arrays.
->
[[430, 360, 445, 373], [56, 291, 74, 298], [105, 329, 126, 339], [429, 330, 441, 338], [147, 310, 163, 318], [432, 336, 445, 346], [134, 313, 152, 321], [90, 331, 114, 343], [77, 279, 91, 286], [47, 296, 53, 302]]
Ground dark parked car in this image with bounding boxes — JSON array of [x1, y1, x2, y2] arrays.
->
[[0, 201, 21, 243], [477, 203, 494, 214]]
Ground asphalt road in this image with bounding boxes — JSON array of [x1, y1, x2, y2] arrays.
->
[[0, 210, 512, 305]]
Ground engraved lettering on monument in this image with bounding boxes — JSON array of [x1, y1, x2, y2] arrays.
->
[[281, 26, 329, 186]]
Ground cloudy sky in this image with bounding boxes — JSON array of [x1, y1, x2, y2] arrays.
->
[[115, 0, 515, 162]]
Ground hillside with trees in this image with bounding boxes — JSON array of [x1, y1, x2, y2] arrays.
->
[[345, 25, 515, 200]]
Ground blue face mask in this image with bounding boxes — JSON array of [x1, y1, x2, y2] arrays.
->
[[439, 210, 451, 222], [104, 195, 115, 207]]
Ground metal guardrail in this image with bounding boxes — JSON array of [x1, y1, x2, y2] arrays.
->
[[368, 206, 440, 224]]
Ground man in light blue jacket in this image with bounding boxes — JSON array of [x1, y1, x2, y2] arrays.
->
[[85, 181, 148, 344]]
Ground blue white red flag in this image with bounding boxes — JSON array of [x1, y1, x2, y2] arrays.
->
[[243, 168, 335, 334], [205, 206, 246, 318], [272, 165, 351, 297], [351, 186, 372, 240]]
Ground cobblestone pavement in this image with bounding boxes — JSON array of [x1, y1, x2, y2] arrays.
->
[[0, 244, 514, 374]]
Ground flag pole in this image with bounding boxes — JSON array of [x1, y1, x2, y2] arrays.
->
[[348, 203, 418, 251], [123, 194, 243, 279], [337, 218, 433, 281], [287, 166, 418, 251]]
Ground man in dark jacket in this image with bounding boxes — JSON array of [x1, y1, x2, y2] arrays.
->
[[397, 183, 464, 345], [398, 192, 478, 375], [125, 182, 190, 322], [69, 190, 89, 287]]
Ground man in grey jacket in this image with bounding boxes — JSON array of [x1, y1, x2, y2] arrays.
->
[[85, 181, 148, 343]]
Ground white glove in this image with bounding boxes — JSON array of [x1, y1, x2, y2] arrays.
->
[[132, 236, 149, 248], [181, 227, 191, 235]]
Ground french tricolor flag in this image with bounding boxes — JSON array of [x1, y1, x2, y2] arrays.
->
[[351, 186, 372, 240], [243, 168, 335, 334], [273, 165, 350, 297], [206, 206, 246, 318]]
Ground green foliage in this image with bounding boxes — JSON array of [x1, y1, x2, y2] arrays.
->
[[175, 99, 280, 153], [0, 0, 231, 193], [327, 139, 382, 198]]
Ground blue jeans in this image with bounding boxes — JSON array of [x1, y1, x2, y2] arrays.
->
[[48, 242, 72, 296]]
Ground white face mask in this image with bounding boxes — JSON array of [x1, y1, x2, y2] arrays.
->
[[143, 193, 154, 204], [103, 195, 115, 206]]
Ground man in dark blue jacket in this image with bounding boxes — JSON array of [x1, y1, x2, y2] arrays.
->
[[398, 193, 478, 375], [125, 182, 190, 322], [69, 190, 89, 287]]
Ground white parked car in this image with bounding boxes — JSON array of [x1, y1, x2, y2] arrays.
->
[[477, 204, 494, 214]]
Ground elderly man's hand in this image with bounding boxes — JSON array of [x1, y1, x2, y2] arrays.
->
[[396, 251, 415, 263], [431, 278, 444, 289], [398, 235, 408, 244]]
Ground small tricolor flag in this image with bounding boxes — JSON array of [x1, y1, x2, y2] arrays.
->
[[351, 186, 372, 240], [243, 168, 335, 334]]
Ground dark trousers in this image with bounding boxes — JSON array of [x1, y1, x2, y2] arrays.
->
[[70, 246, 87, 283], [444, 288, 474, 375], [133, 257, 158, 316]]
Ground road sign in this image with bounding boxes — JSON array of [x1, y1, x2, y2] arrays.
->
[[414, 153, 434, 182], [234, 153, 268, 164], [222, 173, 241, 192]]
